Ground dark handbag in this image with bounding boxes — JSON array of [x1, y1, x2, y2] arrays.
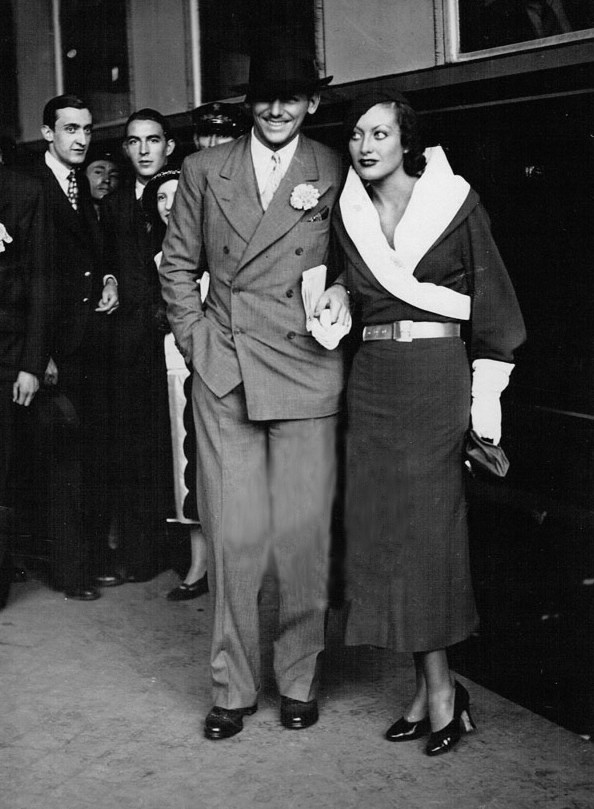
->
[[465, 430, 510, 478]]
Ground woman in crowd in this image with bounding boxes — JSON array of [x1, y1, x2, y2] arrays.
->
[[142, 168, 208, 600], [332, 92, 525, 755]]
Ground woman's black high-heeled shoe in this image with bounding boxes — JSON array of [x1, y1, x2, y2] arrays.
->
[[425, 681, 476, 757], [385, 715, 431, 742]]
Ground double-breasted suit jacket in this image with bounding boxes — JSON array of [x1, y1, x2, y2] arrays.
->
[[159, 134, 345, 420]]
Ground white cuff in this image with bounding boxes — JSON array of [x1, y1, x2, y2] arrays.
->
[[103, 274, 118, 286], [471, 359, 514, 397]]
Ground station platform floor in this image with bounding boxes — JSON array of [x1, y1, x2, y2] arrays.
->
[[2, 569, 593, 809]]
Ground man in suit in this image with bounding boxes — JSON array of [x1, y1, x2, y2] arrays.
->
[[0, 166, 51, 609], [101, 109, 175, 582], [31, 94, 120, 601], [159, 50, 351, 739]]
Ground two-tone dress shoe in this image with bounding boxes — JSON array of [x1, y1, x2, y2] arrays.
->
[[204, 704, 258, 740], [280, 696, 319, 730], [64, 586, 101, 601]]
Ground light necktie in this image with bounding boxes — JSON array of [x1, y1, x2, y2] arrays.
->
[[67, 169, 79, 211], [260, 153, 281, 211]]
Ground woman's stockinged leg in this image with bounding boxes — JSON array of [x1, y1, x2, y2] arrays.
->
[[402, 652, 429, 722], [184, 526, 208, 584], [420, 648, 455, 732]]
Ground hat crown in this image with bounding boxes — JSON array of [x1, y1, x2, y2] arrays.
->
[[246, 48, 331, 100]]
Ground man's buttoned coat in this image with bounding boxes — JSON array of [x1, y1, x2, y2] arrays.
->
[[159, 134, 345, 420]]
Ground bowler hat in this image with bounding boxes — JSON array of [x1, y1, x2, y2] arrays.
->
[[245, 49, 332, 101], [191, 102, 250, 138]]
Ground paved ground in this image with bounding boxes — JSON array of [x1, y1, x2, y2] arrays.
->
[[2, 570, 593, 809]]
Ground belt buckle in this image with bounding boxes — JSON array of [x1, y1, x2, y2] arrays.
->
[[394, 320, 413, 342]]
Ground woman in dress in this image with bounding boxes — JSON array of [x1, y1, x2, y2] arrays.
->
[[143, 168, 209, 600], [332, 92, 526, 755]]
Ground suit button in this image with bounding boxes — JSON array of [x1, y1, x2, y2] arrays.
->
[[83, 297, 89, 303], [84, 271, 91, 277], [287, 331, 296, 340], [286, 289, 294, 298], [232, 287, 241, 295], [295, 247, 303, 256], [223, 246, 230, 254], [234, 327, 243, 335]]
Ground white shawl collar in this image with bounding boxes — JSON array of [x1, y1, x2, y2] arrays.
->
[[339, 145, 471, 320]]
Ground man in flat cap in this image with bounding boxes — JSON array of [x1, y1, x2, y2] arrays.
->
[[160, 48, 350, 739]]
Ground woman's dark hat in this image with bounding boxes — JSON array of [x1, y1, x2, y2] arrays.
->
[[192, 102, 250, 138], [245, 49, 332, 101], [142, 167, 181, 216]]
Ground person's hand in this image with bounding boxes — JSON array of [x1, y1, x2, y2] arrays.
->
[[96, 279, 119, 314], [13, 371, 39, 406], [44, 356, 58, 386], [313, 284, 351, 326], [470, 359, 514, 445], [470, 395, 502, 445]]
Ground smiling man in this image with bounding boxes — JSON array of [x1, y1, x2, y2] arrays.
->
[[101, 109, 176, 584], [160, 49, 350, 740]]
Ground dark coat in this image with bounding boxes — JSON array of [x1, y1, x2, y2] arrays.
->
[[27, 158, 104, 364], [333, 188, 526, 364], [0, 167, 52, 381], [101, 183, 163, 366]]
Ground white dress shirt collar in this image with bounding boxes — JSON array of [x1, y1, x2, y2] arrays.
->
[[250, 130, 300, 194], [135, 178, 146, 200], [45, 150, 74, 196]]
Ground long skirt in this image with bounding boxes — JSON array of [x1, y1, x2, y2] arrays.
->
[[344, 336, 478, 652]]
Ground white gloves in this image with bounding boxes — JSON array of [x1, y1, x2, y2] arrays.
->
[[470, 359, 514, 445]]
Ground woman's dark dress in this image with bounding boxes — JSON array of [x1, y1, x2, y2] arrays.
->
[[334, 189, 525, 652]]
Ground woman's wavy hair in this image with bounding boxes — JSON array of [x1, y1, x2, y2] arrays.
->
[[344, 91, 426, 178]]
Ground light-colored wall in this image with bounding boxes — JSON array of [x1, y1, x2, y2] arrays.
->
[[14, 0, 57, 143], [323, 0, 436, 83], [128, 0, 190, 115], [15, 0, 191, 143]]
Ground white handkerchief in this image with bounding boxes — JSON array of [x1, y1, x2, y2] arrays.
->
[[301, 265, 327, 326], [301, 265, 352, 351]]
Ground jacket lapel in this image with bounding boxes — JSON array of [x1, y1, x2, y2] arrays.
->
[[238, 136, 330, 271], [208, 137, 263, 245], [44, 165, 88, 241]]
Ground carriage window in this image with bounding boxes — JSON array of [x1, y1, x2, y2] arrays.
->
[[60, 0, 130, 124], [199, 0, 317, 101], [447, 0, 594, 59]]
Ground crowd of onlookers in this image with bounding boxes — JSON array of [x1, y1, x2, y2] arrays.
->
[[0, 94, 250, 606]]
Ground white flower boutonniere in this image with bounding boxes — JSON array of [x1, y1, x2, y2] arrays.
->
[[290, 183, 320, 211], [0, 223, 13, 254]]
